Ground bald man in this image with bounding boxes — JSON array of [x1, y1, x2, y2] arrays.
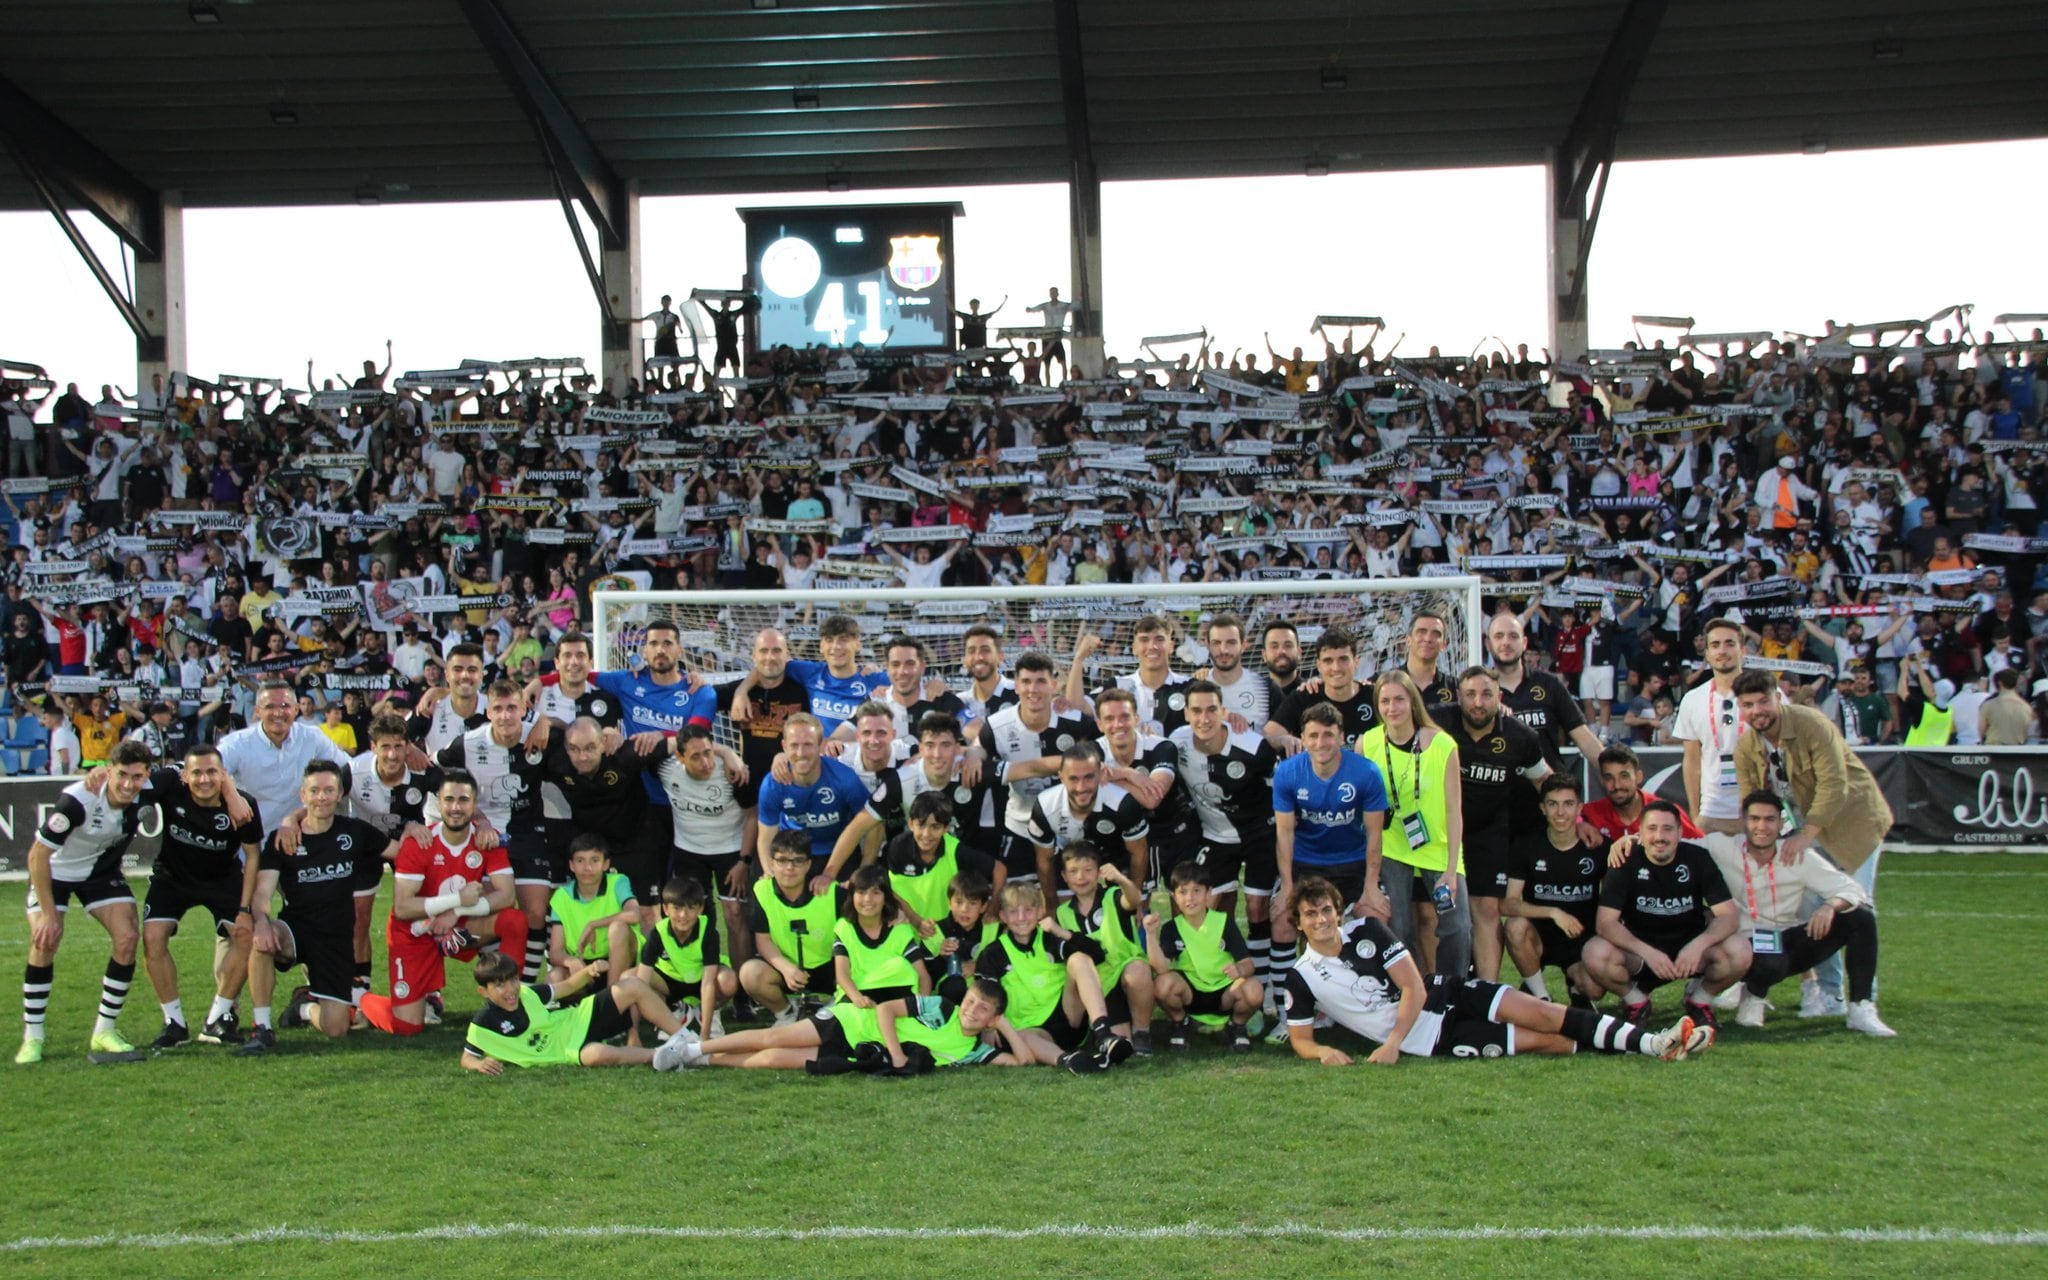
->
[[1484, 611, 1606, 774]]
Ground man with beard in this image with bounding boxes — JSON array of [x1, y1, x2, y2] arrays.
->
[[1581, 746, 1705, 842], [1439, 667, 1551, 982], [1268, 628, 1377, 755], [958, 624, 1016, 728], [593, 621, 717, 765], [1673, 618, 1751, 837], [1581, 802, 1747, 1031], [1260, 620, 1305, 704], [1483, 611, 1605, 770], [1199, 613, 1273, 732], [412, 643, 489, 755]]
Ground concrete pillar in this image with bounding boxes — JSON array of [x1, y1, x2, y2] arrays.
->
[[599, 179, 642, 392], [1545, 156, 1589, 363], [1068, 165, 1105, 378], [135, 191, 186, 387]]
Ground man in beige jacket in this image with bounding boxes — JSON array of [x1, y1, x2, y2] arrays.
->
[[1731, 670, 1893, 1019]]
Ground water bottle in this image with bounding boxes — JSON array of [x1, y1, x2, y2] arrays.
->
[[1432, 881, 1454, 912]]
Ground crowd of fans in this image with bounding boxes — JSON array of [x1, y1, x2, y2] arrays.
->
[[2, 309, 2046, 774]]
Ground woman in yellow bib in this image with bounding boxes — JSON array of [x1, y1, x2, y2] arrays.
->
[[1356, 670, 1468, 978]]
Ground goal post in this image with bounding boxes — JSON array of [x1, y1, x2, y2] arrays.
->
[[592, 578, 1485, 717]]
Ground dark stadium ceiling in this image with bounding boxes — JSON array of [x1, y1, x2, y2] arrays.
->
[[3, 0, 2046, 215]]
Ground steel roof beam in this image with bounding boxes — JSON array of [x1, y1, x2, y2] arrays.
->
[[0, 71, 159, 255], [1556, 0, 1669, 218]]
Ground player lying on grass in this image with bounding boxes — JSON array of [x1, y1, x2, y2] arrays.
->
[[665, 974, 1030, 1072], [460, 950, 695, 1074], [1145, 860, 1261, 1053], [1283, 875, 1712, 1065], [625, 876, 736, 1034]]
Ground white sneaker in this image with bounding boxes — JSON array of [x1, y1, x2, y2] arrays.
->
[[1845, 1000, 1896, 1038], [1736, 992, 1768, 1028], [707, 1011, 725, 1040], [651, 1027, 698, 1072], [1798, 985, 1845, 1018], [1712, 985, 1743, 1013], [770, 1002, 800, 1028]]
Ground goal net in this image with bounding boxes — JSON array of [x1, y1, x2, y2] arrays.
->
[[593, 578, 1483, 748]]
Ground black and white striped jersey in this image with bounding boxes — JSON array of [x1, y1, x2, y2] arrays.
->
[[1168, 726, 1278, 846]]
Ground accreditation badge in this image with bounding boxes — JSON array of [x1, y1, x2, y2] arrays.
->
[[1750, 928, 1782, 955], [1401, 810, 1430, 849]]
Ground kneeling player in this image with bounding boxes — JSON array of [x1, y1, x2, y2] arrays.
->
[[671, 975, 1028, 1071], [360, 770, 528, 1037], [1582, 802, 1750, 1029], [741, 830, 843, 1022], [1502, 774, 1606, 1007], [1055, 842, 1155, 1054], [974, 882, 1134, 1072], [1145, 861, 1260, 1052], [1283, 876, 1710, 1065], [627, 877, 737, 1034], [547, 835, 641, 984], [461, 951, 695, 1073]]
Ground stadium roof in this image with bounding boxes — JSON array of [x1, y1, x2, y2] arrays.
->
[[4, 0, 2047, 225]]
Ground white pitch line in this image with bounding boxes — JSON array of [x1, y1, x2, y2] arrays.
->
[[3, 1221, 2045, 1252], [1893, 911, 2048, 920]]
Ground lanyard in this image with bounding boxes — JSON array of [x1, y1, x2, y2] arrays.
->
[[1741, 853, 1777, 924], [1380, 727, 1424, 814]]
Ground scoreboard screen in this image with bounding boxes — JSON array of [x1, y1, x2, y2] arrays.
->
[[740, 202, 960, 354]]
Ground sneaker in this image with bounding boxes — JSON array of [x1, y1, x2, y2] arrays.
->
[[1226, 1023, 1253, 1053], [1735, 992, 1769, 1029], [89, 1029, 137, 1055], [1799, 985, 1846, 1019], [1649, 1016, 1695, 1061], [1165, 1018, 1192, 1052], [1092, 1026, 1135, 1066], [1712, 984, 1744, 1013], [651, 1027, 699, 1072], [198, 1010, 244, 1046], [423, 992, 444, 1026], [1679, 1022, 1716, 1058], [1845, 1000, 1897, 1038], [1130, 1029, 1153, 1057], [1059, 1047, 1109, 1075], [1623, 999, 1652, 1027], [1264, 1017, 1293, 1046], [1246, 1009, 1266, 1039], [1684, 1000, 1718, 1031], [278, 986, 314, 1031], [238, 1026, 276, 1056], [731, 994, 761, 1023], [14, 1036, 43, 1065], [770, 1001, 801, 1028], [707, 1011, 725, 1040], [151, 1021, 191, 1051]]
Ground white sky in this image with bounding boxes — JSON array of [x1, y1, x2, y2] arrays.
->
[[4, 138, 2046, 394]]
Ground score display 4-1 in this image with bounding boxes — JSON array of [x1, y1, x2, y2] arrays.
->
[[741, 203, 960, 353]]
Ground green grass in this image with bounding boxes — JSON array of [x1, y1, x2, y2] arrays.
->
[[2, 854, 2044, 1278]]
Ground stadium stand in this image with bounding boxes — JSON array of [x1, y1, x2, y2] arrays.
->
[[1, 317, 2045, 770]]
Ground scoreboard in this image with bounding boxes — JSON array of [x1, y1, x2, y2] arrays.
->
[[740, 202, 961, 354]]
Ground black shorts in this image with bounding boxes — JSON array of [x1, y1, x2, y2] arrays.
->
[[508, 829, 564, 887], [1181, 985, 1229, 1018], [1423, 976, 1513, 1059], [1624, 939, 1693, 990], [998, 831, 1041, 882], [674, 849, 745, 902], [579, 988, 633, 1046], [1239, 837, 1278, 896], [27, 869, 134, 916], [1462, 824, 1511, 899], [606, 830, 668, 905], [1024, 1006, 1087, 1052], [1534, 916, 1592, 972], [1300, 862, 1368, 906], [810, 1006, 854, 1058], [274, 918, 355, 1004], [142, 875, 242, 937]]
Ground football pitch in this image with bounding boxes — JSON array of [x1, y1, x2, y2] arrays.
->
[[2, 853, 2044, 1279]]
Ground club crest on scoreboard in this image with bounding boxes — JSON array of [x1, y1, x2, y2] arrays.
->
[[888, 236, 943, 291]]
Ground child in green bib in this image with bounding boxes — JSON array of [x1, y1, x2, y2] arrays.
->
[[460, 950, 696, 1074], [546, 836, 642, 985], [625, 875, 737, 1036], [832, 865, 933, 1006], [1146, 860, 1261, 1052]]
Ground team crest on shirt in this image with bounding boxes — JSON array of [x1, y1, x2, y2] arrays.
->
[[1676, 865, 1692, 884], [46, 813, 70, 834], [1579, 857, 1596, 876], [336, 833, 353, 851], [1167, 693, 1186, 711], [404, 787, 422, 806], [817, 788, 836, 806], [1055, 734, 1075, 750], [1490, 737, 1506, 754], [954, 786, 973, 804], [214, 813, 232, 831], [393, 980, 410, 999], [525, 748, 543, 765], [1532, 685, 1546, 701], [1094, 819, 1116, 836], [1353, 938, 1377, 961], [591, 699, 608, 717], [1337, 783, 1356, 803], [1226, 761, 1245, 780], [465, 851, 483, 869]]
